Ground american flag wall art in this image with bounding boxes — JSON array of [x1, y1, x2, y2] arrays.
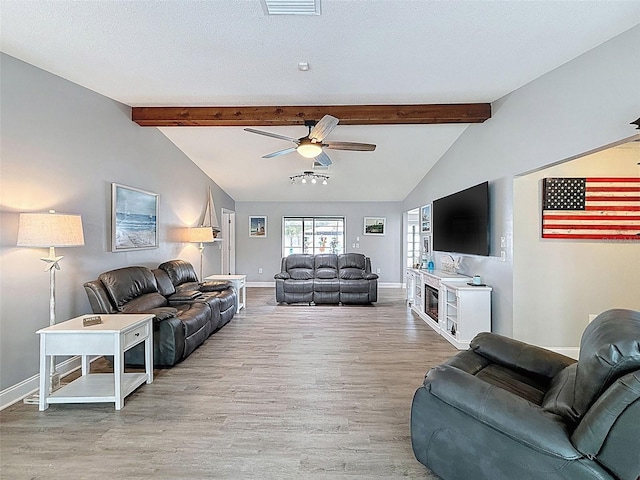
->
[[542, 177, 640, 240]]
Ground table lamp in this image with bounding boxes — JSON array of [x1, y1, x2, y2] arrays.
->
[[189, 226, 214, 281]]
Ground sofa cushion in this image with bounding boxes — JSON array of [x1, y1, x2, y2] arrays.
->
[[152, 268, 176, 296], [99, 266, 159, 308], [159, 259, 199, 285], [542, 363, 579, 424], [339, 268, 364, 280], [290, 268, 314, 280], [119, 292, 168, 313], [285, 254, 314, 270], [314, 254, 338, 269], [573, 309, 640, 417], [338, 252, 366, 270], [316, 267, 337, 279]]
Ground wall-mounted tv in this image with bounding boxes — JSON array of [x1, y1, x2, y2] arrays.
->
[[432, 181, 489, 256]]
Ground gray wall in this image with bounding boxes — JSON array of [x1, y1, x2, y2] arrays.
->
[[235, 201, 403, 284], [0, 54, 235, 391], [514, 145, 640, 350], [403, 25, 640, 346]]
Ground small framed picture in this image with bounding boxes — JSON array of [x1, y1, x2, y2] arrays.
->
[[249, 216, 267, 237], [364, 217, 386, 236], [421, 204, 431, 233], [423, 236, 431, 256]]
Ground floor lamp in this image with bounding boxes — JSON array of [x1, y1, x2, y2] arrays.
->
[[17, 210, 85, 392], [189, 226, 214, 281]]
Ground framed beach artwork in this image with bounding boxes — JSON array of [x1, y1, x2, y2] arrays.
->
[[421, 204, 431, 233], [363, 217, 386, 236], [111, 183, 159, 252], [249, 216, 267, 237]]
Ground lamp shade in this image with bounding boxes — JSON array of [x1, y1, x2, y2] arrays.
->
[[189, 226, 214, 243], [17, 212, 85, 247]]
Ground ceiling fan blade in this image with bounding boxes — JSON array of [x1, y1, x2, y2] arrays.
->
[[309, 115, 339, 142], [324, 141, 377, 151], [314, 151, 332, 167], [263, 147, 297, 158], [244, 128, 298, 143]]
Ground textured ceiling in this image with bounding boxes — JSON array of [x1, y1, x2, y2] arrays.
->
[[2, 1, 639, 202]]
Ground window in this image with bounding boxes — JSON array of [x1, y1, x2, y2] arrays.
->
[[283, 217, 345, 257]]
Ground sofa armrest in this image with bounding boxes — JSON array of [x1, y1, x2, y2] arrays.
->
[[364, 273, 378, 280], [425, 365, 580, 460], [144, 307, 178, 322], [199, 281, 231, 292], [471, 332, 576, 380], [274, 272, 290, 280], [167, 291, 202, 302]]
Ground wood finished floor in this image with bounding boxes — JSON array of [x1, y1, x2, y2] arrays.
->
[[1, 287, 456, 479]]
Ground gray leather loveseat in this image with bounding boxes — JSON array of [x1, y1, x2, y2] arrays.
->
[[274, 253, 378, 305], [410, 308, 640, 480]]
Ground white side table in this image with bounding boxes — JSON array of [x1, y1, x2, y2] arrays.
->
[[205, 274, 247, 313], [37, 314, 154, 411]]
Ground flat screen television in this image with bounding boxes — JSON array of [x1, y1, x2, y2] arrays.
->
[[432, 181, 489, 256]]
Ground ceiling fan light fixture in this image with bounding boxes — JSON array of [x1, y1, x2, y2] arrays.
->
[[296, 139, 323, 158]]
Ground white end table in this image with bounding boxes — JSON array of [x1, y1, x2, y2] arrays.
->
[[205, 274, 247, 313], [37, 313, 154, 411]]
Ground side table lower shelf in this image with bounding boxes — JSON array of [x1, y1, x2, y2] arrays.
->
[[47, 373, 149, 405]]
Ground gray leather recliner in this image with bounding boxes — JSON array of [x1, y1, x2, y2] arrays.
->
[[410, 308, 640, 480]]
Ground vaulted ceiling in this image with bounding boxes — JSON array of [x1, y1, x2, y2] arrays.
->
[[2, 1, 639, 202]]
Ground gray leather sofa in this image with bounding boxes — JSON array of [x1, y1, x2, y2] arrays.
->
[[410, 308, 640, 480], [83, 262, 235, 367], [274, 253, 378, 304]]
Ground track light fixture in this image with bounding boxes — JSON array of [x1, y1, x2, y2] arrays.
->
[[289, 171, 329, 185]]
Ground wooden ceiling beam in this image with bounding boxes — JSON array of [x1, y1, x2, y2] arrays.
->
[[131, 104, 491, 127]]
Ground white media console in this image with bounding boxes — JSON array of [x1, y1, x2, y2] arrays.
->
[[406, 268, 492, 349]]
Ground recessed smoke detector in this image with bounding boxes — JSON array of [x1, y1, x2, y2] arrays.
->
[[262, 0, 321, 15]]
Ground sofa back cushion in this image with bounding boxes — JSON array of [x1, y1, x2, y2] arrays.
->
[[338, 253, 368, 280], [284, 254, 314, 280], [338, 253, 366, 270], [99, 266, 160, 309], [571, 370, 640, 478], [315, 254, 338, 279], [152, 268, 177, 296], [573, 309, 640, 418], [158, 259, 199, 286]]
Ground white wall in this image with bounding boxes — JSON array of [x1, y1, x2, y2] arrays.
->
[[0, 54, 235, 391], [403, 25, 640, 342], [514, 143, 640, 351], [235, 201, 403, 284]]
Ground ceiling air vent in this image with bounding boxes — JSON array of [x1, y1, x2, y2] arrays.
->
[[261, 0, 321, 15]]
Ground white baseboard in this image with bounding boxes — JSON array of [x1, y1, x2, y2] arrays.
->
[[0, 356, 97, 410], [379, 283, 403, 288], [247, 281, 276, 287], [545, 347, 580, 360]]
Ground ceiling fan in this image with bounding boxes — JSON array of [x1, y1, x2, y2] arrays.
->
[[244, 115, 376, 166]]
